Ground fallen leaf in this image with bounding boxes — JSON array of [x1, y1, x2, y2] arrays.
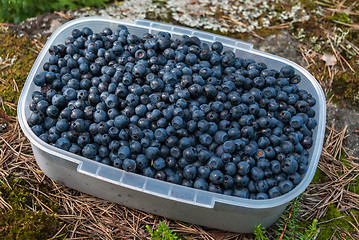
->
[[321, 53, 337, 66]]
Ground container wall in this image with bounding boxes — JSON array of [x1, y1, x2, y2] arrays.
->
[[32, 144, 288, 232], [18, 17, 326, 233]]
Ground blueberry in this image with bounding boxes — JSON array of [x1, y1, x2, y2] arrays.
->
[[194, 178, 209, 190], [287, 172, 301, 185], [281, 158, 298, 175], [203, 84, 217, 99], [207, 156, 223, 170], [268, 187, 281, 198], [55, 137, 71, 151], [256, 193, 269, 200], [280, 65, 295, 78], [256, 180, 269, 193], [126, 93, 139, 107], [163, 72, 177, 86], [222, 175, 234, 189], [244, 142, 258, 156], [301, 136, 313, 149], [199, 133, 212, 146], [171, 116, 184, 129], [51, 94, 66, 108], [270, 160, 281, 175], [290, 115, 304, 129], [222, 162, 236, 176], [154, 128, 168, 143], [233, 174, 249, 188], [214, 131, 228, 145], [233, 188, 249, 198], [250, 167, 264, 181], [223, 140, 235, 153], [182, 179, 194, 187], [114, 115, 129, 129], [39, 132, 49, 143], [145, 147, 160, 160], [123, 158, 136, 172], [182, 147, 197, 162], [183, 164, 197, 180], [237, 161, 250, 176], [72, 119, 86, 132], [278, 180, 294, 194], [153, 157, 166, 170], [56, 119, 69, 132], [31, 124, 44, 136], [281, 141, 294, 155], [142, 167, 155, 178], [198, 150, 211, 163], [208, 183, 222, 193], [211, 42, 223, 54]]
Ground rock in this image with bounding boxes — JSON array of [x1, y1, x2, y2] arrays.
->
[[327, 103, 359, 158], [0, 122, 8, 133], [9, 13, 70, 38], [247, 30, 305, 66]]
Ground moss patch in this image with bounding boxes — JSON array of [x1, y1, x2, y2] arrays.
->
[[0, 177, 66, 239], [311, 168, 328, 184], [332, 67, 359, 107], [0, 31, 38, 116], [317, 204, 359, 239]]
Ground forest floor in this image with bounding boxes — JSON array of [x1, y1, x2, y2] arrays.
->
[[1, 0, 359, 239]]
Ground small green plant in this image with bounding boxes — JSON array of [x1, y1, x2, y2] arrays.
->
[[0, 0, 109, 24], [253, 223, 269, 240], [253, 195, 319, 240], [146, 221, 180, 240], [300, 219, 319, 240], [275, 195, 303, 239]]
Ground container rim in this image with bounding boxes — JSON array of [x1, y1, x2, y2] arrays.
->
[[18, 16, 326, 210]]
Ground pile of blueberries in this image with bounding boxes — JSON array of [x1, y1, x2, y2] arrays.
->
[[27, 25, 317, 200]]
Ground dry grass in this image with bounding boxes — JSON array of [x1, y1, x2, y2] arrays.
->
[[302, 125, 359, 221]]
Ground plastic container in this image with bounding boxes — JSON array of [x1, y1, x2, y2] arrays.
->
[[17, 17, 326, 233]]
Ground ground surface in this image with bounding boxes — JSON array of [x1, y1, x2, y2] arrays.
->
[[1, 0, 359, 239]]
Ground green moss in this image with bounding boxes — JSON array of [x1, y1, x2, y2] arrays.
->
[[298, 0, 318, 10], [0, 178, 67, 239], [327, 92, 341, 105], [328, 13, 352, 24], [317, 204, 359, 239], [332, 66, 359, 107], [348, 177, 359, 194], [251, 28, 282, 38], [311, 168, 328, 184], [339, 152, 351, 169], [0, 31, 38, 115]]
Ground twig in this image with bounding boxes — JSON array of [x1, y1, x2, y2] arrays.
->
[[279, 209, 292, 240], [54, 11, 72, 20], [338, 53, 355, 72], [333, 20, 359, 30], [317, 216, 345, 225], [50, 223, 67, 239], [267, 23, 289, 29], [220, 15, 247, 26]]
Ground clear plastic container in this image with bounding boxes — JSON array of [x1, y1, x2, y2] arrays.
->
[[17, 17, 326, 233]]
